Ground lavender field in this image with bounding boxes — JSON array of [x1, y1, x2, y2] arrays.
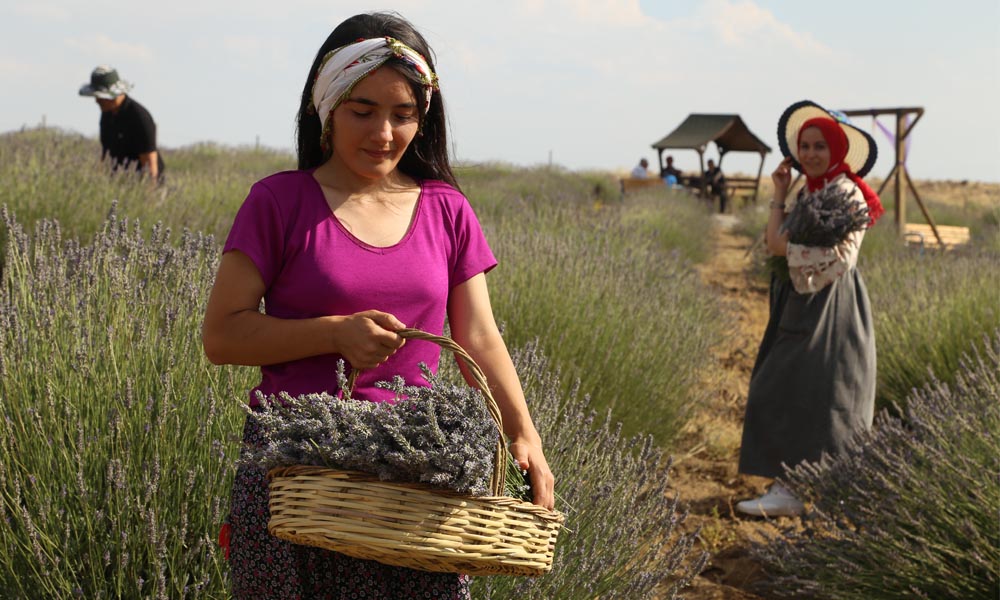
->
[[1, 128, 997, 598]]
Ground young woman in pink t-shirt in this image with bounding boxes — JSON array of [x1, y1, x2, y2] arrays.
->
[[201, 12, 554, 599]]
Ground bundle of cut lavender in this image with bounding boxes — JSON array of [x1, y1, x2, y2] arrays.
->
[[241, 362, 531, 500], [767, 181, 870, 281]]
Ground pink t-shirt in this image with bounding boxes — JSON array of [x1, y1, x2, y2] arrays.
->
[[223, 170, 497, 404]]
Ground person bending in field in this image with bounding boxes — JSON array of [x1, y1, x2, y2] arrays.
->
[[78, 65, 165, 183]]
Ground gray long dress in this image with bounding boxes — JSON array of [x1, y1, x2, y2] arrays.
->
[[738, 267, 876, 478]]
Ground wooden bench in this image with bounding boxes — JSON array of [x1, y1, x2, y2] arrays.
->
[[903, 223, 971, 250], [683, 175, 761, 204], [723, 177, 762, 205], [619, 177, 666, 195]]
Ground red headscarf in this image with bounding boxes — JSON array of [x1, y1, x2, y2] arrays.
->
[[798, 117, 884, 225]]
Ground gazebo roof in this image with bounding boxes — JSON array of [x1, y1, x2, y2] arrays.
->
[[652, 114, 771, 155]]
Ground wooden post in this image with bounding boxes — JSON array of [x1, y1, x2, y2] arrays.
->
[[903, 168, 943, 245], [876, 162, 899, 197], [894, 111, 907, 234], [753, 151, 766, 205], [842, 107, 930, 241], [697, 148, 707, 199]]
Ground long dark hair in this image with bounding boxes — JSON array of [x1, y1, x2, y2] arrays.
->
[[295, 12, 458, 189]]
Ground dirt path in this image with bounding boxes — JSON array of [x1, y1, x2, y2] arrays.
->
[[656, 214, 804, 599]]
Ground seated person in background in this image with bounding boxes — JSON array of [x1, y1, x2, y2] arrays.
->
[[661, 155, 681, 185], [705, 159, 727, 213], [79, 65, 165, 182], [631, 158, 650, 179]]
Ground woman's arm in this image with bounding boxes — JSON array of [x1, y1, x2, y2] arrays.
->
[[201, 250, 405, 368], [766, 157, 793, 256], [447, 273, 555, 510], [138, 151, 159, 181]]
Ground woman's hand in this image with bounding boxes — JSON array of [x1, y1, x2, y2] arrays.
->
[[772, 156, 793, 201], [331, 310, 406, 369], [510, 439, 555, 510]]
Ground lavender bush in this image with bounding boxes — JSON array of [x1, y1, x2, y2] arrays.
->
[[0, 131, 719, 597], [470, 342, 708, 599], [862, 234, 1000, 411], [1, 202, 706, 598], [242, 366, 506, 497], [0, 127, 292, 247], [462, 166, 722, 444], [3, 131, 723, 447], [782, 182, 870, 247], [752, 331, 1000, 599], [0, 204, 247, 598]]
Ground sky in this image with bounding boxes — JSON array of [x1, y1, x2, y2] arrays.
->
[[2, 0, 998, 182]]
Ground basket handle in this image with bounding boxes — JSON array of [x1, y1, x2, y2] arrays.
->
[[345, 328, 507, 496]]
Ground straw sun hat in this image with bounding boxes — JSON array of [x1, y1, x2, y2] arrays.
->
[[777, 100, 878, 177], [78, 65, 133, 100]]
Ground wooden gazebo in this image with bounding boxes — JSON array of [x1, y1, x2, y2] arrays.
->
[[652, 114, 771, 204]]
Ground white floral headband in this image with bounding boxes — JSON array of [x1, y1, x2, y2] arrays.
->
[[312, 36, 439, 153]]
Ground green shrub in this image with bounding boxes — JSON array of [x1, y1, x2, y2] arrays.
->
[[754, 331, 1000, 600]]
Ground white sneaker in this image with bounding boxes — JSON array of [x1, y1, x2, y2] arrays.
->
[[736, 482, 805, 517]]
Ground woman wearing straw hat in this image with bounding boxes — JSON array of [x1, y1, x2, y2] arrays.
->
[[736, 100, 884, 517], [202, 12, 554, 598]]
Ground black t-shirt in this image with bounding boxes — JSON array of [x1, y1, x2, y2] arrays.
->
[[705, 166, 725, 192], [99, 96, 165, 175]]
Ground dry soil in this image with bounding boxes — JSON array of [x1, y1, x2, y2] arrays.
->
[[654, 213, 805, 600]]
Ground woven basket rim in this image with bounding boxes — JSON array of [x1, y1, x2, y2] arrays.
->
[[268, 464, 565, 523], [264, 329, 564, 577]]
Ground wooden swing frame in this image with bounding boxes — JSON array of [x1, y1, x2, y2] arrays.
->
[[839, 106, 946, 246]]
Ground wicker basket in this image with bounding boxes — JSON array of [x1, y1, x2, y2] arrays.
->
[[267, 328, 564, 576]]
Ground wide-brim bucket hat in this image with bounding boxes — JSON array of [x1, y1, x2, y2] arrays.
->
[[777, 100, 877, 178], [79, 65, 132, 100]]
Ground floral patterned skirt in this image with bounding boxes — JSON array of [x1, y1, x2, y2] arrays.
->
[[227, 413, 472, 600]]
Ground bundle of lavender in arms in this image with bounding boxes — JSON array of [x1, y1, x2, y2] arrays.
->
[[767, 181, 871, 281], [240, 361, 533, 501]]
